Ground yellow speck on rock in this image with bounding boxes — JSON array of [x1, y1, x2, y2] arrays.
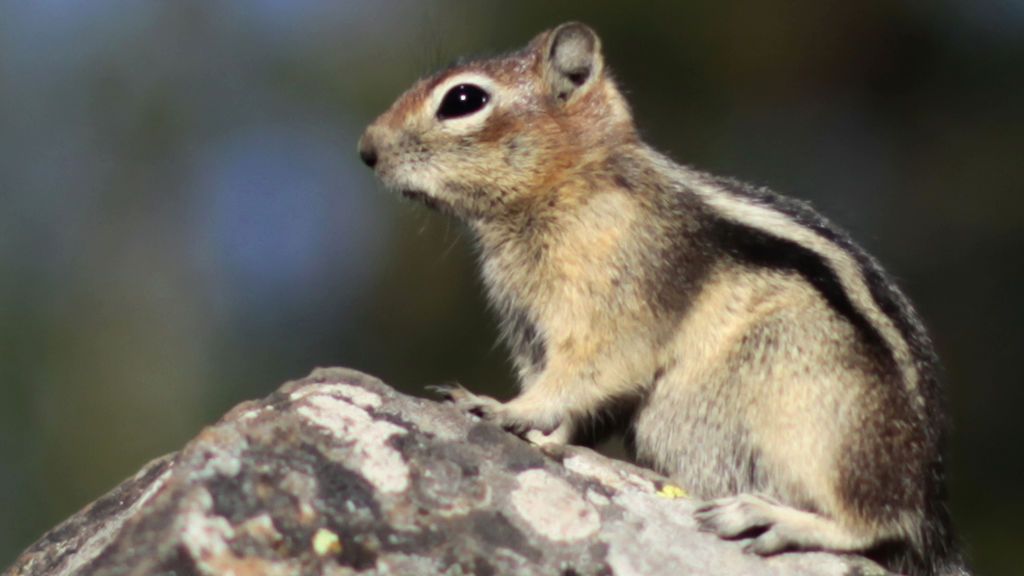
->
[[657, 484, 689, 499], [312, 528, 342, 556]]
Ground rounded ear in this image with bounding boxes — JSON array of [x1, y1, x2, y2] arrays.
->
[[542, 22, 603, 103]]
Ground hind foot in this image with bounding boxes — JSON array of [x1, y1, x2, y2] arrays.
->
[[695, 493, 878, 556]]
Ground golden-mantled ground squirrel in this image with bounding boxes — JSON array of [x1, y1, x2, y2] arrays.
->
[[359, 22, 966, 575]]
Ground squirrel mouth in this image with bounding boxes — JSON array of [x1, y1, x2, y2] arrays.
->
[[401, 189, 443, 212]]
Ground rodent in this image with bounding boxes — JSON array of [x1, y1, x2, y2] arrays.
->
[[358, 22, 967, 575]]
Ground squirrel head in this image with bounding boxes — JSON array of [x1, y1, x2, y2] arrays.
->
[[359, 22, 636, 221]]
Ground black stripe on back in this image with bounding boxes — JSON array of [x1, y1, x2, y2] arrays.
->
[[702, 173, 938, 387], [713, 218, 895, 370]]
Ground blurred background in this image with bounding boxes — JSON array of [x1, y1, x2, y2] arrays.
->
[[1, 1, 1021, 572]]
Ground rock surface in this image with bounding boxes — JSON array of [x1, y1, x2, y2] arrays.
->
[[5, 368, 889, 576]]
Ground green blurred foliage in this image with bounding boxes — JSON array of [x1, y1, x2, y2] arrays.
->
[[1, 1, 1022, 572]]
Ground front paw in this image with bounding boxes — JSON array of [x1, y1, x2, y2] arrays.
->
[[524, 421, 572, 447], [427, 383, 503, 419], [496, 400, 562, 436], [427, 384, 560, 437]]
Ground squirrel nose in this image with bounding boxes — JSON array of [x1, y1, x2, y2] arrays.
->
[[358, 134, 378, 168]]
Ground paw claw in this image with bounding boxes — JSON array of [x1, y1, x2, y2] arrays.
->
[[428, 384, 502, 416], [425, 383, 463, 401], [693, 497, 726, 515], [743, 527, 787, 556]]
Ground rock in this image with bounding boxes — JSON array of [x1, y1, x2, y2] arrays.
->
[[5, 368, 889, 576]]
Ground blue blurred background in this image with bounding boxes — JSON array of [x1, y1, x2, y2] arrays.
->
[[1, 2, 1021, 572]]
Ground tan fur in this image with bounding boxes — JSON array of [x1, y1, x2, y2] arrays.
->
[[359, 22, 965, 576]]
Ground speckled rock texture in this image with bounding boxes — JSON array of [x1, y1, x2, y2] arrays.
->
[[6, 368, 889, 576]]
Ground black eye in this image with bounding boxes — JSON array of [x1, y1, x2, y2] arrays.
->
[[436, 84, 490, 120]]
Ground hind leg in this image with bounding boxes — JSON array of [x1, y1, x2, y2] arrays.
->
[[694, 493, 879, 555]]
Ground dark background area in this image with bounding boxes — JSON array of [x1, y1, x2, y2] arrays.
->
[[1, 1, 1021, 573]]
